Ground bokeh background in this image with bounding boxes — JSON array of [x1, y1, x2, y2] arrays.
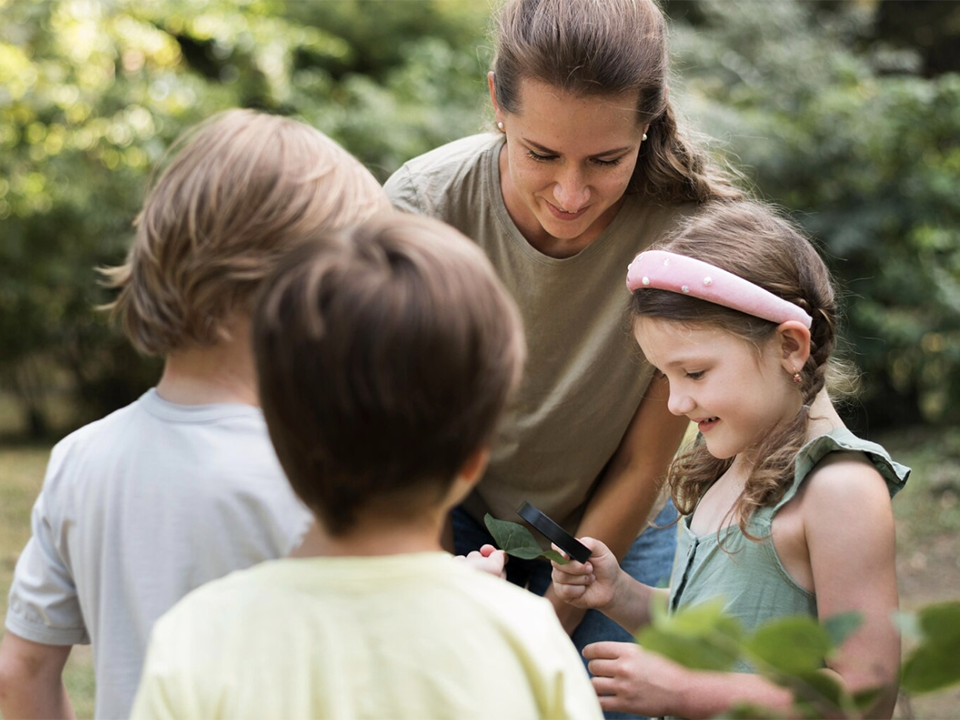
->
[[1, 1, 958, 717]]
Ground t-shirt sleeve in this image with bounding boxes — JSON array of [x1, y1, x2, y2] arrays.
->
[[129, 626, 185, 720], [5, 456, 88, 645], [383, 165, 424, 215], [542, 617, 605, 720]]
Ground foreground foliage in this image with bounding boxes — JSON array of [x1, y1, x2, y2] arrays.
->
[[641, 597, 960, 719]]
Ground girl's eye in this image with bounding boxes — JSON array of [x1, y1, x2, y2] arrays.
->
[[526, 149, 555, 163], [685, 371, 705, 380]]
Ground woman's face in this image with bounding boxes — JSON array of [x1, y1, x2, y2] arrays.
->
[[491, 75, 645, 258]]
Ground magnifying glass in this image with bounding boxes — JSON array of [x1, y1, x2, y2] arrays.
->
[[516, 501, 592, 564]]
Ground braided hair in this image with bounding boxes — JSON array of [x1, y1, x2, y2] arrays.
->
[[629, 200, 849, 537]]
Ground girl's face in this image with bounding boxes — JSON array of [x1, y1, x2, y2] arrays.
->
[[491, 76, 645, 258], [634, 317, 802, 460]]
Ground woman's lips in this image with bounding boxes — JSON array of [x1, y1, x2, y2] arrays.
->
[[544, 200, 589, 221]]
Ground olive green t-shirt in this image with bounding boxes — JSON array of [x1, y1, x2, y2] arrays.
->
[[384, 134, 689, 537]]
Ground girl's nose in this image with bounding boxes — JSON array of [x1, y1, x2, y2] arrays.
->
[[667, 390, 695, 417]]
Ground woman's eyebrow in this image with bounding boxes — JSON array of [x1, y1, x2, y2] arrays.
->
[[522, 137, 634, 157]]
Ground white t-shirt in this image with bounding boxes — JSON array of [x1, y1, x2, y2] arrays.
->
[[131, 553, 603, 720], [5, 389, 313, 720]]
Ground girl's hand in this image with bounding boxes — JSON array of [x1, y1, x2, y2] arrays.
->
[[456, 544, 507, 579], [550, 537, 622, 610], [583, 641, 686, 717]]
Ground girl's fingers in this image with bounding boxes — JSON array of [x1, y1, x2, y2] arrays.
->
[[582, 641, 622, 661], [590, 676, 619, 695], [551, 568, 595, 585]]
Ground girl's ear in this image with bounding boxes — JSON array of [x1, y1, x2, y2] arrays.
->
[[776, 321, 811, 375]]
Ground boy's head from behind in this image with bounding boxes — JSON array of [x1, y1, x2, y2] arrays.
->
[[104, 108, 389, 356], [254, 215, 526, 536]]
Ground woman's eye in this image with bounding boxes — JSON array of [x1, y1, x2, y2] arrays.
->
[[592, 156, 623, 167], [526, 150, 555, 163]]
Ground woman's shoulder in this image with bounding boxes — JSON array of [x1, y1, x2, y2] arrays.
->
[[384, 133, 501, 216], [390, 133, 500, 182]]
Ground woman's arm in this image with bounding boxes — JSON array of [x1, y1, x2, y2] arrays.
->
[[544, 374, 689, 631]]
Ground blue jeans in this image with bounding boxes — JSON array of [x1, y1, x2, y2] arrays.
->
[[452, 500, 679, 720]]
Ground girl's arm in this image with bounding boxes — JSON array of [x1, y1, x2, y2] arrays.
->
[[799, 454, 901, 717], [543, 375, 688, 632], [578, 454, 901, 720]]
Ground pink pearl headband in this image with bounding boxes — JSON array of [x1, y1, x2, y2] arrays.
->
[[626, 250, 813, 329]]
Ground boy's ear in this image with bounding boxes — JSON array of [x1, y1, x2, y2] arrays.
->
[[444, 447, 490, 509], [776, 320, 812, 375]]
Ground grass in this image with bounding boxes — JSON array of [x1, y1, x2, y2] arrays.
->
[[0, 425, 958, 719]]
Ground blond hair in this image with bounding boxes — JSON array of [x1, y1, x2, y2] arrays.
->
[[101, 109, 390, 356], [491, 0, 743, 204]]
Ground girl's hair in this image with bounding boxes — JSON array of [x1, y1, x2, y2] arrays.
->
[[630, 201, 850, 534], [100, 109, 389, 357], [491, 0, 743, 205]]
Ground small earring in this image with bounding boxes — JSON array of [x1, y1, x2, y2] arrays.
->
[[793, 369, 802, 384], [497, 121, 505, 132], [642, 132, 648, 141]]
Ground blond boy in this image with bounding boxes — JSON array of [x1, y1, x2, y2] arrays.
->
[[0, 109, 389, 720]]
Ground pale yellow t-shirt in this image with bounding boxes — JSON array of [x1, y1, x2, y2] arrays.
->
[[130, 553, 602, 720], [385, 134, 690, 536]]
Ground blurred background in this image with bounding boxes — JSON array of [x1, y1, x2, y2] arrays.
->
[[0, 1, 958, 717]]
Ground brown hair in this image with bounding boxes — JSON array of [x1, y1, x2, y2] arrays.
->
[[254, 214, 526, 536], [100, 108, 390, 356], [491, 0, 743, 204], [629, 201, 848, 535]]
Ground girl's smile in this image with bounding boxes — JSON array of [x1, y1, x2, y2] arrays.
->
[[634, 317, 803, 461]]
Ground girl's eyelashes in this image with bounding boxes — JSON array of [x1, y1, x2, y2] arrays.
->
[[685, 370, 705, 380]]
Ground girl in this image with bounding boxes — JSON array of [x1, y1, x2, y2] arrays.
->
[[551, 201, 910, 719], [384, 0, 742, 689]]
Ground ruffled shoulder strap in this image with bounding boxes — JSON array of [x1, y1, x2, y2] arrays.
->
[[767, 428, 911, 515]]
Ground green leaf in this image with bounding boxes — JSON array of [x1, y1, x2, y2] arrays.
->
[[483, 514, 567, 564], [778, 670, 845, 713], [901, 601, 960, 694], [636, 599, 743, 672], [823, 611, 862, 648], [743, 616, 831, 674], [541, 548, 570, 565]]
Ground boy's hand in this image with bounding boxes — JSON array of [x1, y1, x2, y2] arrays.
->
[[456, 544, 507, 579], [550, 537, 621, 610]]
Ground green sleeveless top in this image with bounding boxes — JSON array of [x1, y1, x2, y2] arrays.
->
[[667, 428, 910, 672]]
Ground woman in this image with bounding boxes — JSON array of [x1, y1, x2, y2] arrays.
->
[[384, 0, 741, 709]]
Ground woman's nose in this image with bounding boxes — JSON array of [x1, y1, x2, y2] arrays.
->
[[553, 167, 589, 211]]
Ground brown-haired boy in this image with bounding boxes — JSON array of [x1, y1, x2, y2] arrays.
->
[[0, 109, 389, 720], [130, 214, 603, 720]]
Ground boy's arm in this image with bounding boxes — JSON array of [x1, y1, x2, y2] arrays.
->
[[544, 375, 688, 632], [0, 632, 75, 720]]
